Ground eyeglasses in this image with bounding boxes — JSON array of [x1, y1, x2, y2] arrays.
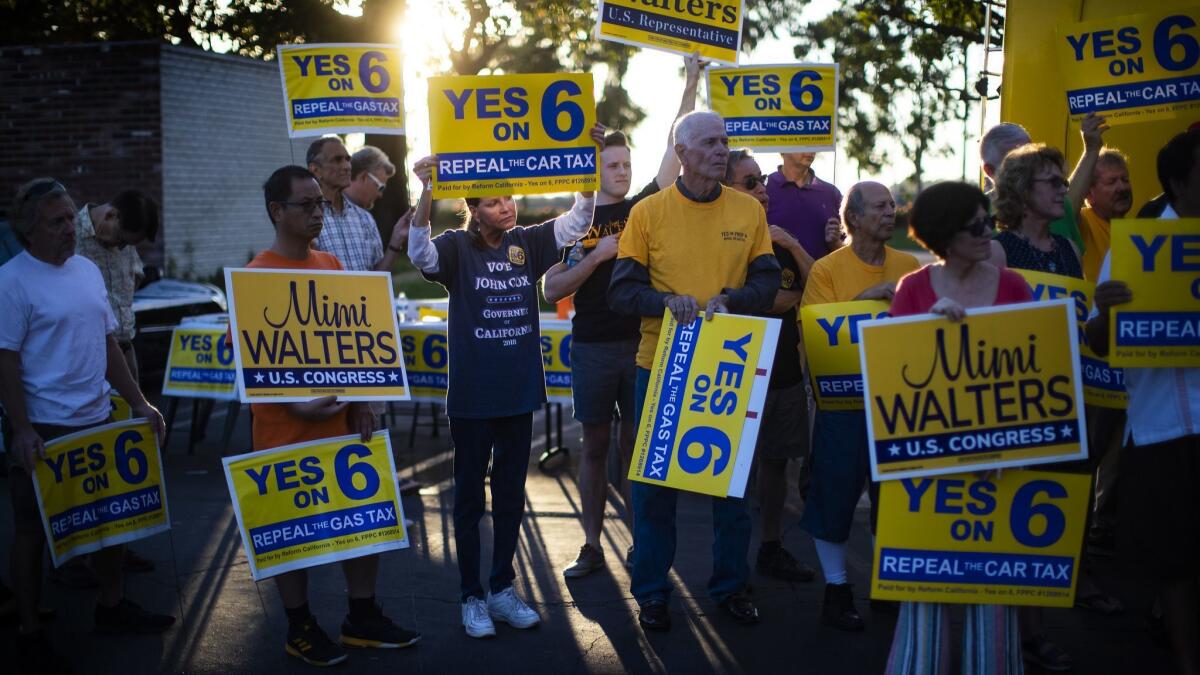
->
[[1031, 177, 1069, 189], [740, 174, 769, 190], [961, 214, 996, 237], [367, 173, 386, 194], [278, 198, 332, 214]]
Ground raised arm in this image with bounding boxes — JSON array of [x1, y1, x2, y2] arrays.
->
[[654, 52, 707, 189], [1067, 113, 1108, 219], [552, 192, 597, 248], [407, 156, 439, 274]]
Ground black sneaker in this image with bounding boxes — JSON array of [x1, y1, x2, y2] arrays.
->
[[287, 617, 348, 666], [340, 604, 421, 649], [638, 600, 671, 631], [1022, 632, 1073, 672], [94, 598, 175, 635], [756, 544, 816, 582], [822, 583, 865, 631], [16, 630, 72, 675], [718, 592, 760, 625]]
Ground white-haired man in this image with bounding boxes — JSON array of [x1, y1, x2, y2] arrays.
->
[[609, 110, 780, 632]]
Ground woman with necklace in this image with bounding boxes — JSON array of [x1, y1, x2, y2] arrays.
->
[[990, 144, 1084, 280]]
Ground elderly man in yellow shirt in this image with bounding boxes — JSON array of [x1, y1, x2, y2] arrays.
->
[[609, 110, 780, 633], [798, 181, 919, 632], [1078, 149, 1133, 282]]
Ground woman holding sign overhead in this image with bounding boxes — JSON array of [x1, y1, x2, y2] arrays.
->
[[885, 182, 1031, 675], [406, 128, 601, 639]]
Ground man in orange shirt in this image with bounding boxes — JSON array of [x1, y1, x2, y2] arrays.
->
[[244, 166, 420, 667]]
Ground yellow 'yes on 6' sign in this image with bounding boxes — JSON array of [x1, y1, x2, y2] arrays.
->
[[161, 324, 238, 400], [1109, 218, 1200, 367], [799, 300, 890, 411], [225, 269, 409, 403], [871, 470, 1090, 608], [429, 73, 598, 198], [277, 43, 405, 137], [1018, 270, 1127, 409], [707, 64, 838, 151], [596, 0, 744, 65], [33, 419, 171, 568], [223, 434, 407, 580], [629, 311, 778, 498], [399, 323, 449, 403], [540, 319, 573, 404], [1057, 8, 1200, 125], [860, 300, 1088, 482]]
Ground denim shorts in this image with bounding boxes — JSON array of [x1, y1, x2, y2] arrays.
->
[[569, 338, 639, 425]]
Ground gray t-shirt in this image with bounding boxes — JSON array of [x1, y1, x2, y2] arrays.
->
[[423, 221, 562, 418]]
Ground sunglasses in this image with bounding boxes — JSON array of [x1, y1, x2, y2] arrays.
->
[[961, 214, 996, 237], [740, 174, 769, 190], [367, 173, 386, 194]]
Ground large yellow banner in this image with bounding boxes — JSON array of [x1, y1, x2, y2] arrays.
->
[[871, 470, 1090, 608], [860, 300, 1088, 481], [540, 319, 573, 404], [33, 420, 171, 568], [223, 433, 408, 580], [629, 311, 779, 498], [799, 300, 890, 411], [595, 0, 744, 65], [277, 43, 405, 138], [1109, 218, 1200, 367], [707, 64, 838, 151], [1017, 270, 1127, 409], [429, 73, 597, 198], [1056, 8, 1200, 125], [161, 324, 238, 400], [225, 269, 409, 403]]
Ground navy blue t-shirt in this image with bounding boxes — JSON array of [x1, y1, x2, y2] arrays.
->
[[423, 220, 561, 418]]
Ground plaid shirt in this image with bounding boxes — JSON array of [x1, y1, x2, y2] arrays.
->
[[314, 196, 384, 272], [75, 204, 143, 341]]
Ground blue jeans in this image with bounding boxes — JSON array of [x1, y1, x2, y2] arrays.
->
[[629, 367, 751, 605]]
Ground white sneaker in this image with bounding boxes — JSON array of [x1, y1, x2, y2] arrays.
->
[[486, 587, 540, 629], [461, 596, 496, 638]]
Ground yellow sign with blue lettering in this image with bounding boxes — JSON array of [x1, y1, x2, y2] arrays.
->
[[399, 323, 449, 403], [1109, 218, 1200, 366], [540, 319, 573, 404], [429, 73, 597, 198], [799, 300, 891, 411], [223, 433, 407, 580], [32, 419, 171, 568], [1057, 8, 1200, 125], [707, 63, 838, 151], [596, 0, 744, 65], [161, 324, 238, 400], [108, 394, 133, 421], [277, 43, 405, 138], [872, 469, 1089, 607], [629, 311, 779, 498], [225, 269, 409, 403], [1017, 270, 1127, 409], [860, 300, 1088, 482]]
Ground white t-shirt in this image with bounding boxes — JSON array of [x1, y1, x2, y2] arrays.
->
[[0, 251, 117, 426]]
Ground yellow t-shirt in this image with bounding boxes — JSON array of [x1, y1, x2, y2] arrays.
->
[[1078, 207, 1111, 283], [618, 184, 774, 369], [800, 244, 920, 305]]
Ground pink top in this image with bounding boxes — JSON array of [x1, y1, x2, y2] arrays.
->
[[890, 265, 1033, 317]]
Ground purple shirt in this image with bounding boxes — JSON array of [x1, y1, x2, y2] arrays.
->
[[765, 168, 843, 261]]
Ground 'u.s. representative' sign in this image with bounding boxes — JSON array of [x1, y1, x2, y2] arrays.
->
[[596, 0, 744, 65]]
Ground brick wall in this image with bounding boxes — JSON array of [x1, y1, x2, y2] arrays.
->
[[160, 45, 309, 280], [0, 41, 163, 264]]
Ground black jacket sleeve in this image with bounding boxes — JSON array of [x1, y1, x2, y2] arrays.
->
[[608, 257, 669, 317], [723, 253, 782, 314]]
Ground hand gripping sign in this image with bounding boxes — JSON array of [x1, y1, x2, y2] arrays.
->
[[33, 419, 171, 568], [277, 43, 405, 137], [223, 433, 408, 580], [1108, 218, 1200, 367], [595, 0, 745, 65], [429, 73, 598, 198], [871, 469, 1090, 608], [629, 311, 778, 498], [225, 269, 410, 403], [1017, 270, 1126, 409], [540, 318, 573, 404], [161, 324, 238, 400], [707, 64, 839, 152], [799, 300, 891, 411], [860, 300, 1088, 482], [1057, 8, 1200, 125]]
